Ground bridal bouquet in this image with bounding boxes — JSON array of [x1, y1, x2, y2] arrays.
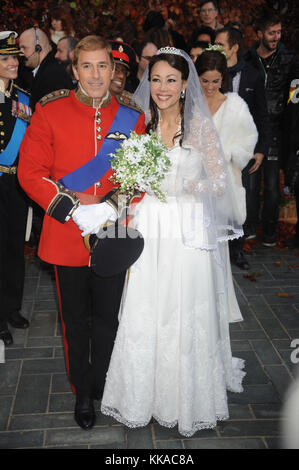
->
[[109, 131, 171, 202]]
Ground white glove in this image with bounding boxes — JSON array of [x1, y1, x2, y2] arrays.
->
[[72, 202, 117, 237]]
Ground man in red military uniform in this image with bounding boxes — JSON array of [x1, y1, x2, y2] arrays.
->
[[18, 35, 145, 430]]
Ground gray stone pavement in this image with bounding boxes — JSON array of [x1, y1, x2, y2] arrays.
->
[[1, 242, 299, 449]]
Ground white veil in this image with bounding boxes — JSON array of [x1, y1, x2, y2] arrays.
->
[[133, 47, 243, 251]]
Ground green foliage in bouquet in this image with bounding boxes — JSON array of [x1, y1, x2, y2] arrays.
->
[[109, 131, 171, 202]]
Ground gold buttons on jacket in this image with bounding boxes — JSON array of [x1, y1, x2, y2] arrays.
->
[[95, 111, 102, 142]]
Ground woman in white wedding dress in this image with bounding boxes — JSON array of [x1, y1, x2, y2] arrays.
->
[[101, 47, 246, 437]]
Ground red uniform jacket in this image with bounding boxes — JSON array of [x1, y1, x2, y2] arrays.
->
[[18, 88, 145, 266]]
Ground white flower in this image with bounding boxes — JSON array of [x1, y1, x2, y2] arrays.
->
[[109, 131, 171, 202]]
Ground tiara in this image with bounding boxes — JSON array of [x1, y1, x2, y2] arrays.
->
[[157, 46, 183, 57], [204, 44, 227, 57]]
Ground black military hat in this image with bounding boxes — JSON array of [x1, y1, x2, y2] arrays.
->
[[85, 223, 144, 277], [0, 31, 21, 55], [109, 41, 136, 71]]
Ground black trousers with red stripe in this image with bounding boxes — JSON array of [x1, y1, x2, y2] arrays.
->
[[55, 265, 126, 397]]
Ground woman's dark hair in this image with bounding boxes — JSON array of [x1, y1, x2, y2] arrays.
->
[[189, 40, 209, 52], [195, 50, 228, 93], [187, 26, 215, 50], [144, 27, 173, 49], [49, 7, 74, 36], [147, 53, 189, 145]]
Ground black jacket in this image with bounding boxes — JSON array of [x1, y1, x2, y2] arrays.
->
[[228, 58, 270, 156], [28, 51, 74, 110], [244, 42, 299, 129], [0, 82, 30, 157]]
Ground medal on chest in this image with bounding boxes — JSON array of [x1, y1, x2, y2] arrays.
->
[[11, 98, 32, 123]]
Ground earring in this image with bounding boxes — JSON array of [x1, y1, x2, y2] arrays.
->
[[180, 89, 185, 99]]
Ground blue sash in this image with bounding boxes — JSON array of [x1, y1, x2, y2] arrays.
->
[[58, 105, 140, 193], [0, 90, 29, 176]]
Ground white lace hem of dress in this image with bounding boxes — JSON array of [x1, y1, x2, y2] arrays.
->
[[101, 358, 246, 438], [101, 406, 229, 437], [183, 228, 244, 251], [228, 357, 246, 392]]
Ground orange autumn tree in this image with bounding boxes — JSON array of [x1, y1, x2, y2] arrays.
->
[[145, 0, 298, 50], [0, 0, 297, 52]]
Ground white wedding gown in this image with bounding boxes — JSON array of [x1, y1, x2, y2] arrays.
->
[[101, 143, 246, 437]]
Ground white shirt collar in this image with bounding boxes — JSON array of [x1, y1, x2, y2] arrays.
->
[[32, 64, 40, 77]]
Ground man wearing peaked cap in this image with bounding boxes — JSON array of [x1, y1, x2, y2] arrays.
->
[[109, 40, 138, 95], [0, 31, 31, 347]]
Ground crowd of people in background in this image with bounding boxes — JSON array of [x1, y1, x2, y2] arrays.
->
[[12, 2, 298, 262], [1, 0, 299, 438]]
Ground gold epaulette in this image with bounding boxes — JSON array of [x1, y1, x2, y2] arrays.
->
[[116, 90, 143, 114], [39, 89, 71, 106]]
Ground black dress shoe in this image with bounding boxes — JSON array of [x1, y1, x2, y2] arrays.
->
[[7, 312, 30, 329], [74, 395, 96, 430], [0, 328, 13, 346], [232, 251, 250, 270], [262, 234, 276, 247]]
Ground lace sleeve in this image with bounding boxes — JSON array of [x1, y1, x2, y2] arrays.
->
[[184, 114, 227, 196]]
